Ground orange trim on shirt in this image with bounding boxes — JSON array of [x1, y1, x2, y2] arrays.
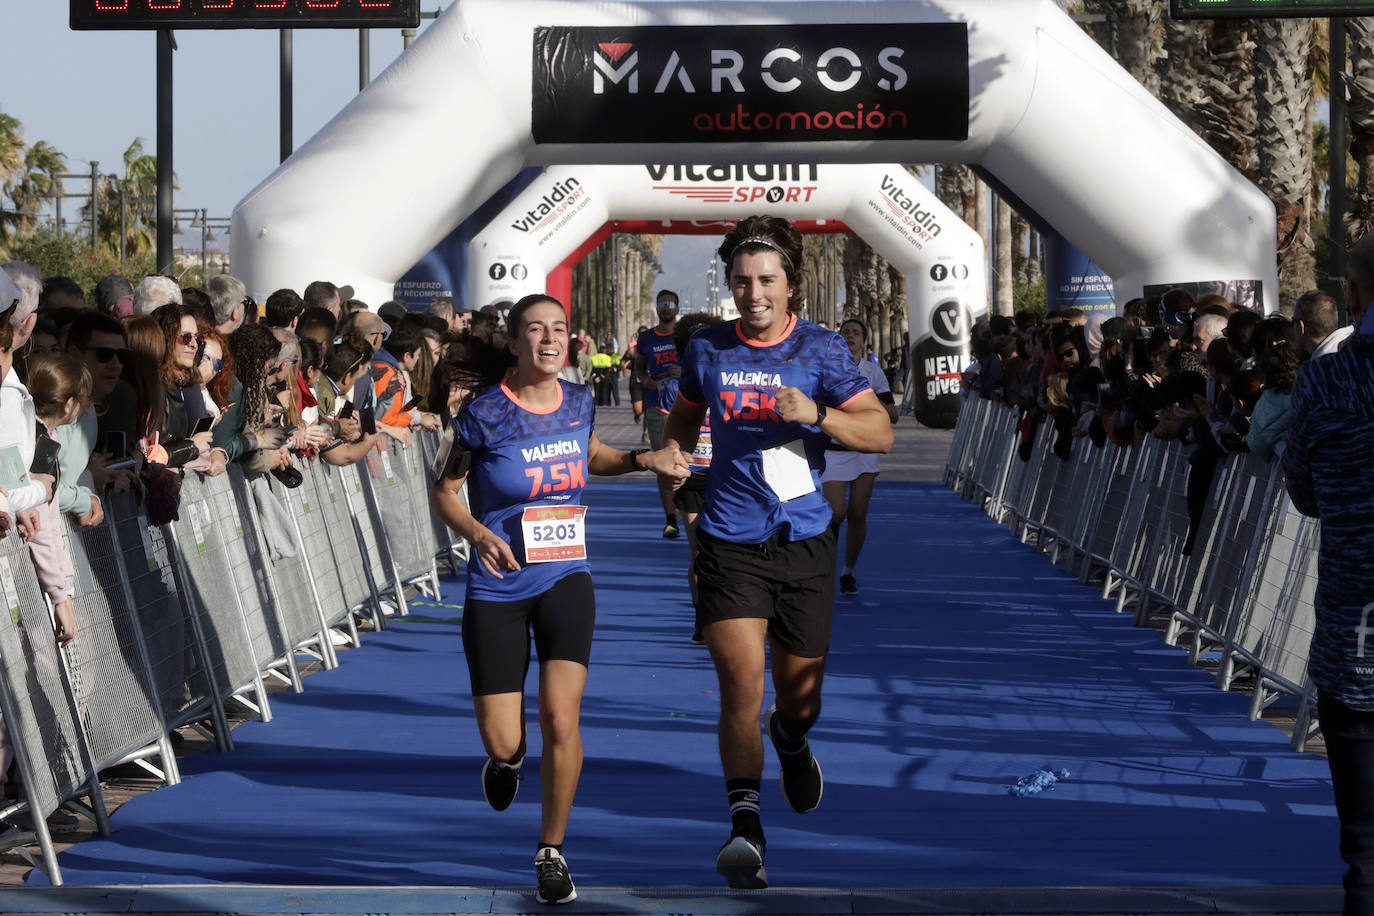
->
[[836, 388, 874, 410], [734, 312, 797, 348], [502, 380, 564, 415]]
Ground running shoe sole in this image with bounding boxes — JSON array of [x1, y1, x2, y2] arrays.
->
[[535, 885, 578, 905], [715, 835, 768, 889]]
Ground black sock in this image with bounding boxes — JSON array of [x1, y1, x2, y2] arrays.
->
[[727, 778, 762, 839], [537, 841, 563, 855], [666, 513, 677, 527]]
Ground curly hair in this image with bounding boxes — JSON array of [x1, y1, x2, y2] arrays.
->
[[717, 215, 805, 302], [230, 322, 285, 433]]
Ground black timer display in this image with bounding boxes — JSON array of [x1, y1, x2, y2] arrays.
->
[[1171, 0, 1374, 18], [70, 0, 420, 30]]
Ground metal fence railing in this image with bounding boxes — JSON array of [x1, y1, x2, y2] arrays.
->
[[945, 394, 1321, 754], [0, 428, 462, 884]]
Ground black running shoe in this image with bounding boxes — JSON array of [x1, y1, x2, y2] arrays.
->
[[840, 573, 858, 596], [715, 830, 767, 889], [481, 758, 520, 811], [535, 846, 577, 904], [766, 704, 823, 813], [663, 521, 680, 539]]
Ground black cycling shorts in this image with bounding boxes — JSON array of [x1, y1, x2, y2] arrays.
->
[[462, 571, 596, 696], [672, 471, 708, 516], [693, 527, 837, 658]]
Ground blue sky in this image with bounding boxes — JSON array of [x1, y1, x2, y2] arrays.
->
[[4, 4, 440, 225]]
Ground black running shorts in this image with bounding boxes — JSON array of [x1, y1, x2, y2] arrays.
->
[[462, 571, 596, 696], [693, 528, 837, 658], [672, 472, 708, 516]]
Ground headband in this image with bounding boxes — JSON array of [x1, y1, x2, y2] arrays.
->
[[730, 237, 795, 271]]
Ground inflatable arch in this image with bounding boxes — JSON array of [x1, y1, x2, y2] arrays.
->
[[230, 0, 1279, 336], [466, 163, 984, 424]]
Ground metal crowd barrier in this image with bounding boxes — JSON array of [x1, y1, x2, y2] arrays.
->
[[945, 394, 1320, 752], [0, 428, 466, 884]]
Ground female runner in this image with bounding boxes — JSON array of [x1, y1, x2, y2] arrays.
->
[[822, 319, 899, 595], [431, 294, 688, 904]]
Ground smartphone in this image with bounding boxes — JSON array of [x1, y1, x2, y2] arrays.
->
[[282, 426, 299, 436], [102, 430, 127, 458], [359, 406, 376, 436], [402, 393, 426, 412], [337, 401, 355, 421], [30, 436, 61, 478], [191, 415, 214, 436], [105, 458, 137, 471]]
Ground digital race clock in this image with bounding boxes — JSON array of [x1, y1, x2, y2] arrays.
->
[[1172, 0, 1374, 18], [70, 0, 420, 30]]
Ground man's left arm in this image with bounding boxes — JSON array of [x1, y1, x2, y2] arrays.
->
[[775, 387, 893, 454]]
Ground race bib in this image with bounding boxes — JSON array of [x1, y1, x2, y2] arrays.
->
[[521, 505, 588, 564], [690, 425, 713, 469], [761, 439, 815, 502]]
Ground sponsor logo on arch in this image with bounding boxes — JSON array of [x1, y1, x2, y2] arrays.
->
[[532, 24, 969, 143]]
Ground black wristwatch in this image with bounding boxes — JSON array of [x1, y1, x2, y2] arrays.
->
[[813, 402, 827, 426], [627, 448, 649, 471]]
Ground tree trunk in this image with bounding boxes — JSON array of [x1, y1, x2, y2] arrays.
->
[[994, 196, 1013, 317], [1255, 18, 1316, 311], [1086, 0, 1161, 95], [1348, 18, 1374, 240], [936, 164, 977, 227]]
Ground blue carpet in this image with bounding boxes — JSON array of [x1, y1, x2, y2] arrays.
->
[[34, 480, 1340, 888]]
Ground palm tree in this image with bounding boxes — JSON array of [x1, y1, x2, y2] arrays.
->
[[86, 138, 162, 259], [1347, 18, 1374, 240], [935, 163, 977, 228], [9, 141, 66, 237], [0, 111, 27, 255], [1086, 0, 1161, 95], [1255, 17, 1317, 308]]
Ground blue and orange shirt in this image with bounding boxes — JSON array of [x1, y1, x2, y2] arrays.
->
[[658, 376, 711, 473], [677, 314, 871, 544], [636, 326, 679, 412], [454, 379, 594, 601]]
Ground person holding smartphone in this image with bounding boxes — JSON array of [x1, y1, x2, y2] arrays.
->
[[431, 294, 688, 905], [65, 312, 138, 494], [372, 324, 441, 448]]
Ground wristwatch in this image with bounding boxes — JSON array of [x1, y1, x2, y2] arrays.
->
[[627, 448, 650, 470], [813, 402, 827, 426]]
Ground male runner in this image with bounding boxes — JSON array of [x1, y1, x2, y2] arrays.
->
[[664, 216, 892, 888], [635, 290, 682, 537]]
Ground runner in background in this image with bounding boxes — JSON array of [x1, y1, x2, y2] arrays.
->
[[655, 312, 722, 644], [635, 292, 682, 537], [663, 216, 892, 889], [431, 294, 687, 905], [822, 319, 899, 595]]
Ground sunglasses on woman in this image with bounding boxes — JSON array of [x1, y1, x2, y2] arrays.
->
[[200, 353, 225, 373], [177, 331, 205, 347]]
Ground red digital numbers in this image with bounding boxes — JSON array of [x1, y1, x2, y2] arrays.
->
[[146, 0, 183, 8], [92, 1, 131, 9], [524, 461, 587, 499]]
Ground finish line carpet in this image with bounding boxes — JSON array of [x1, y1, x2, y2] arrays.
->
[[32, 480, 1340, 889]]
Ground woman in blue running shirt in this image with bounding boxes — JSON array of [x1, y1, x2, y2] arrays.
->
[[431, 294, 688, 905], [663, 216, 893, 889]]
